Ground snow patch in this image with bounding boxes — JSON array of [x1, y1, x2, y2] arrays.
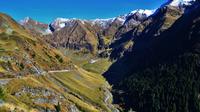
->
[[19, 17, 31, 25], [115, 16, 126, 24], [59, 23, 66, 28], [50, 18, 81, 31], [43, 28, 52, 35], [89, 59, 99, 64], [130, 9, 155, 17], [48, 9, 157, 31], [91, 18, 115, 28], [169, 0, 196, 6]]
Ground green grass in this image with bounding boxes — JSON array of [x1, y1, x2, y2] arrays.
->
[[60, 49, 93, 66], [3, 67, 111, 112], [59, 49, 112, 74], [37, 75, 101, 112], [0, 106, 10, 112], [50, 66, 110, 111], [0, 13, 114, 112], [0, 34, 18, 52], [104, 36, 112, 45], [0, 87, 5, 100], [82, 59, 112, 74]]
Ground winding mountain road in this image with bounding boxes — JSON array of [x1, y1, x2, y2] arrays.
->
[[48, 69, 70, 73]]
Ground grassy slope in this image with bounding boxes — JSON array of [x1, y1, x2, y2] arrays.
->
[[0, 13, 70, 76], [0, 32, 70, 72], [50, 67, 110, 111], [60, 49, 112, 74], [3, 67, 111, 112], [0, 13, 113, 112], [82, 59, 112, 74]]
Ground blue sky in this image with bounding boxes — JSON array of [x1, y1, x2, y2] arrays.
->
[[0, 0, 166, 23]]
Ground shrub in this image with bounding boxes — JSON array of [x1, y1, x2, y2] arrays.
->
[[0, 87, 5, 100], [55, 54, 63, 63]]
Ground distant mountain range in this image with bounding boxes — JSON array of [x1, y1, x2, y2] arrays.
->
[[20, 9, 155, 54], [20, 9, 155, 33], [19, 0, 197, 56]]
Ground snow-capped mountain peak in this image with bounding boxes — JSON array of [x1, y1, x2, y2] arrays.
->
[[47, 9, 157, 32], [19, 17, 31, 25], [51, 18, 75, 29], [115, 16, 126, 23], [90, 18, 115, 28], [130, 9, 155, 17], [169, 0, 196, 6]]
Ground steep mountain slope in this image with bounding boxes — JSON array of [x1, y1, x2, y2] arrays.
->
[[109, 6, 184, 60], [47, 20, 99, 54], [105, 0, 196, 84], [102, 17, 126, 39], [104, 0, 200, 111], [113, 9, 155, 41], [109, 0, 197, 60], [0, 13, 70, 76], [45, 17, 124, 54], [106, 0, 197, 83], [0, 13, 116, 112]]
